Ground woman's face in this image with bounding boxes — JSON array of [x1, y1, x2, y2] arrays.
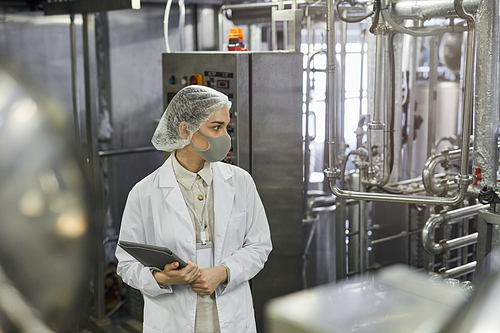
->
[[191, 106, 230, 151]]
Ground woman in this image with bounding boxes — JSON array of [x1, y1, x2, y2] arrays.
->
[[115, 85, 272, 333]]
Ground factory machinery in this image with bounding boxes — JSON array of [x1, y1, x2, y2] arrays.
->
[[310, 0, 500, 284], [160, 0, 500, 329], [2, 0, 500, 331]]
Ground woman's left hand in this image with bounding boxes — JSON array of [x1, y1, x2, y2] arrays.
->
[[189, 266, 227, 295]]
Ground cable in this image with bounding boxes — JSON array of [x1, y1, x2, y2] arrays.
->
[[163, 0, 173, 53], [341, 150, 355, 190]]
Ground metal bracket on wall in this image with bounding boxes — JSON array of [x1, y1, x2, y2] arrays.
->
[[43, 0, 140, 16]]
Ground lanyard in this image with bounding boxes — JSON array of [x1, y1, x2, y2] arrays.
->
[[184, 182, 211, 245]]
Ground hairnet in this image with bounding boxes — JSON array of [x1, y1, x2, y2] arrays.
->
[[152, 85, 232, 152]]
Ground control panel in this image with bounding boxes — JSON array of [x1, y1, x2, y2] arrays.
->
[[162, 52, 250, 170]]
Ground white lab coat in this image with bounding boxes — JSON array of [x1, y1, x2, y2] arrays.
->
[[116, 155, 272, 333]]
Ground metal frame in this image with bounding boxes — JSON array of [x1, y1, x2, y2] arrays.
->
[[44, 0, 140, 16]]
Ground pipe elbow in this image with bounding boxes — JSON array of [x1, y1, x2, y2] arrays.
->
[[422, 155, 447, 195], [422, 214, 445, 255]]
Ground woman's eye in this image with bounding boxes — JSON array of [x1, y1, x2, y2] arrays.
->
[[213, 126, 220, 131]]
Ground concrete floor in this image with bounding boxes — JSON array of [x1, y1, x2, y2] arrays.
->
[[76, 308, 143, 333]]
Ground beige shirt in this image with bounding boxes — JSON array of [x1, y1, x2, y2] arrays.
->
[[172, 155, 220, 333]]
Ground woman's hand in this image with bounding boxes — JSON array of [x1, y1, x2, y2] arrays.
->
[[153, 261, 200, 286], [189, 266, 227, 295]]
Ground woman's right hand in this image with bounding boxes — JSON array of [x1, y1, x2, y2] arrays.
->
[[153, 261, 200, 286]]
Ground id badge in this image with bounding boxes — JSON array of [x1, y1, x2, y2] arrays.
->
[[196, 241, 214, 269]]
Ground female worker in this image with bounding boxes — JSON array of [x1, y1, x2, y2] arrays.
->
[[115, 85, 272, 333]]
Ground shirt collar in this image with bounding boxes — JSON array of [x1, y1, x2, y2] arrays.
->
[[172, 153, 212, 189]]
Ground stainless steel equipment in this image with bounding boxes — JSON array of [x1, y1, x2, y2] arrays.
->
[[162, 51, 303, 331], [0, 61, 92, 332], [266, 265, 470, 333]]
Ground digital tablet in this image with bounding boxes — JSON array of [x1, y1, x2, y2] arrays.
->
[[118, 240, 187, 270]]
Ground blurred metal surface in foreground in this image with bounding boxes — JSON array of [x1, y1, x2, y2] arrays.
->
[[265, 265, 470, 333], [0, 61, 92, 332]]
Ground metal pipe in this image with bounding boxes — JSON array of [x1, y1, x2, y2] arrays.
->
[[359, 29, 366, 121], [391, 0, 480, 20], [359, 171, 367, 274], [327, 0, 336, 170], [304, 48, 327, 218], [445, 232, 478, 252], [70, 13, 80, 144], [422, 204, 485, 255], [455, 0, 475, 176], [423, 143, 500, 195], [304, 15, 312, 219], [328, 176, 471, 205], [406, 35, 418, 179], [326, 0, 475, 205], [83, 12, 106, 321], [178, 0, 185, 51], [371, 231, 407, 245], [472, 0, 500, 190], [427, 35, 438, 157], [422, 148, 461, 196], [372, 34, 385, 126], [98, 146, 157, 157], [340, 17, 347, 147], [381, 8, 466, 37], [369, 30, 389, 184], [441, 261, 477, 278]]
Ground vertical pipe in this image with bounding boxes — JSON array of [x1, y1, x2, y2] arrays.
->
[[326, 0, 346, 280], [340, 19, 347, 149], [462, 216, 470, 265], [178, 0, 186, 51], [427, 35, 438, 156], [217, 7, 223, 51], [359, 178, 367, 274], [83, 13, 106, 321], [455, 3, 475, 178], [373, 34, 386, 125], [473, 0, 499, 188], [359, 30, 366, 121], [304, 15, 312, 218], [406, 35, 418, 179], [70, 13, 80, 143], [390, 33, 403, 183], [370, 31, 387, 182], [327, 0, 337, 170], [271, 7, 277, 51]]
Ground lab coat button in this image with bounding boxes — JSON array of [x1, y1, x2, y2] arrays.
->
[[197, 194, 204, 201], [196, 174, 201, 180], [189, 296, 194, 301], [186, 326, 192, 331], [187, 237, 192, 242]]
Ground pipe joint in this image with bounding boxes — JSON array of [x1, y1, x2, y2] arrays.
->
[[455, 174, 473, 187], [324, 167, 342, 180], [368, 121, 385, 130], [439, 238, 449, 255]]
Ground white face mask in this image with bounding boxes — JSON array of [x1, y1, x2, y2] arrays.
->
[[190, 130, 231, 162]]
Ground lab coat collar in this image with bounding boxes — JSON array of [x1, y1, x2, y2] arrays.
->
[[158, 155, 178, 188], [158, 155, 193, 227], [212, 162, 236, 263]]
